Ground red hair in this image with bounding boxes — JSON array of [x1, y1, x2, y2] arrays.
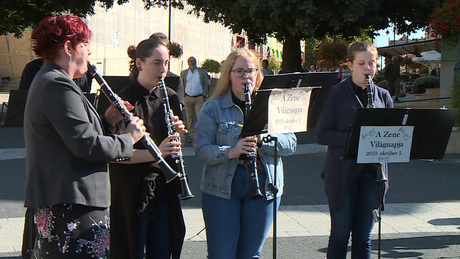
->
[[31, 15, 92, 60]]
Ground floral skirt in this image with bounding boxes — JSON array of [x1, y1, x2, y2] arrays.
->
[[34, 204, 109, 259]]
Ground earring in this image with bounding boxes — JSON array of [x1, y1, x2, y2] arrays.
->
[[138, 67, 142, 71]]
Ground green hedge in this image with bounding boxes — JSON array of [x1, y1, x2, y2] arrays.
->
[[413, 75, 440, 88]]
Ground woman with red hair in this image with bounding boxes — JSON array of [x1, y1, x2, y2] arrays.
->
[[23, 15, 147, 258]]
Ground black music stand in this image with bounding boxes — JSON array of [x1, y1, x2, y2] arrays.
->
[[343, 108, 458, 160], [262, 72, 339, 130], [259, 73, 305, 90], [343, 107, 458, 258]]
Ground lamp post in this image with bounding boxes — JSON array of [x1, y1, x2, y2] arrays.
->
[[168, 0, 171, 70], [168, 0, 171, 42]]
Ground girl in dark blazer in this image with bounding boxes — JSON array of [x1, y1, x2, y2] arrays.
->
[[316, 41, 393, 259]]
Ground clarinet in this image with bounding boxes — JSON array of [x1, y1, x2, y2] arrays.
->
[[365, 74, 375, 108], [87, 63, 179, 183], [159, 78, 195, 200], [365, 75, 388, 182], [244, 84, 264, 200]]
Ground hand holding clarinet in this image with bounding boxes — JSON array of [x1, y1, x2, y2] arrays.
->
[[88, 62, 180, 182]]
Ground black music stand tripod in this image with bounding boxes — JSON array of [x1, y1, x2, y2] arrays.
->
[[343, 107, 458, 259], [241, 75, 313, 259], [240, 90, 280, 259]]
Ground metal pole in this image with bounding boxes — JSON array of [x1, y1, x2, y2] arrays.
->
[[168, 0, 171, 42], [168, 0, 172, 70]]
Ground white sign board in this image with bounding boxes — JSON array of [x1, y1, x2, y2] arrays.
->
[[268, 88, 313, 134], [357, 126, 414, 163]]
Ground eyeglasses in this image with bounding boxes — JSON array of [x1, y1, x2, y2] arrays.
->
[[231, 68, 258, 78]]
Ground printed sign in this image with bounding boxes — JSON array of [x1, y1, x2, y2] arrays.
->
[[357, 126, 414, 163], [268, 88, 312, 134]]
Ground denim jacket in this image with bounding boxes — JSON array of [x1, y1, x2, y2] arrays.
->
[[194, 90, 297, 200]]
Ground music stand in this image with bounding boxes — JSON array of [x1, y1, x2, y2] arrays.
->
[[343, 107, 458, 258], [243, 73, 311, 259], [164, 76, 181, 93], [259, 72, 305, 90], [343, 108, 458, 160]]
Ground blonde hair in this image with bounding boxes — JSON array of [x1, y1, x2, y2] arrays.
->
[[212, 48, 264, 98]]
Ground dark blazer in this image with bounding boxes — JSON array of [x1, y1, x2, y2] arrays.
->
[[316, 77, 393, 210], [24, 61, 133, 208]]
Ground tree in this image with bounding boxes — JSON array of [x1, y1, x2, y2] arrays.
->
[[2, 0, 442, 72], [0, 0, 183, 37], [201, 58, 221, 77], [186, 0, 442, 73]]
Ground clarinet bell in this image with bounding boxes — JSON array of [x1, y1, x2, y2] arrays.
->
[[180, 178, 195, 200]]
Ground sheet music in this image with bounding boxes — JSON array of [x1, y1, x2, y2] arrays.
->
[[268, 87, 313, 134]]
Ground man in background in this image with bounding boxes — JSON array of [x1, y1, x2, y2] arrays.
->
[[261, 59, 274, 75], [180, 56, 209, 143], [384, 56, 401, 99]]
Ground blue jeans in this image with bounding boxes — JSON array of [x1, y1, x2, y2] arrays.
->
[[327, 172, 381, 259], [138, 194, 170, 259], [202, 164, 280, 259]]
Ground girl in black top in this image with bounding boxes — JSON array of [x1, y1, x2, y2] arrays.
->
[[109, 38, 187, 259]]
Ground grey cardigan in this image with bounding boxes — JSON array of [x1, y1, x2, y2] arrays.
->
[[24, 61, 133, 208]]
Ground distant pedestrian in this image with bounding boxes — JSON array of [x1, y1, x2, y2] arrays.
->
[[180, 56, 209, 142], [261, 59, 274, 75], [384, 56, 401, 98]]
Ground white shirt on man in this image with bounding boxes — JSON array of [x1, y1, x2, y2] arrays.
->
[[185, 70, 203, 97]]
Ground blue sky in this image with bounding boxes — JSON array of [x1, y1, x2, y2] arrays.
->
[[373, 28, 426, 48]]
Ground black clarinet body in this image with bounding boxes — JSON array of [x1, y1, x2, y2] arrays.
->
[[365, 74, 388, 182], [159, 78, 195, 200], [87, 63, 179, 183], [243, 84, 264, 200], [365, 74, 375, 108]]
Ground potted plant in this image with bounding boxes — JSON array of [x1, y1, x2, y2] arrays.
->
[[168, 41, 183, 59], [201, 58, 221, 96], [429, 0, 460, 44]]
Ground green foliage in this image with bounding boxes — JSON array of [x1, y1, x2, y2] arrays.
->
[[374, 73, 386, 84], [413, 75, 440, 88], [267, 57, 281, 72], [186, 0, 438, 73], [304, 37, 319, 68], [0, 0, 184, 37], [453, 74, 460, 127], [201, 59, 221, 74], [418, 66, 430, 75], [376, 79, 387, 89]]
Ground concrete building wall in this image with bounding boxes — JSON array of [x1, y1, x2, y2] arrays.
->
[[87, 0, 234, 77], [0, 0, 235, 91]]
